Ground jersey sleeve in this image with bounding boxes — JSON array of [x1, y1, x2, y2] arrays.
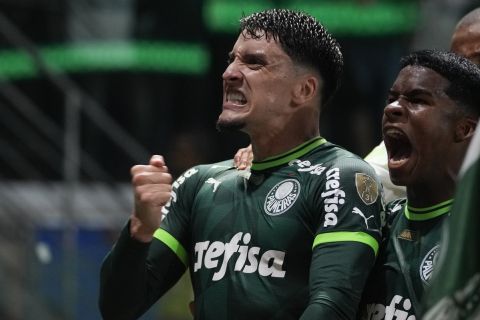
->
[[151, 166, 204, 270], [303, 157, 384, 319], [301, 242, 378, 319], [313, 157, 383, 254], [149, 166, 205, 276], [99, 221, 187, 320]]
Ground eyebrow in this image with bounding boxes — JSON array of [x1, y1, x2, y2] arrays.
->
[[228, 51, 269, 63], [389, 88, 434, 97], [404, 88, 434, 97]]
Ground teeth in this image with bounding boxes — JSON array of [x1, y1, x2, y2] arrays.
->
[[227, 92, 246, 104], [385, 128, 404, 138]]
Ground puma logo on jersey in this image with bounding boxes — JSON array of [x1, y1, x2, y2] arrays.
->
[[365, 295, 415, 320], [321, 167, 345, 227], [391, 203, 403, 213], [194, 232, 286, 281], [353, 207, 374, 229], [205, 178, 221, 192]]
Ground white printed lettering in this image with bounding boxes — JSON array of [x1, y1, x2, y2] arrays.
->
[[212, 232, 242, 281], [258, 250, 286, 277], [321, 167, 345, 227], [243, 247, 260, 273], [194, 241, 210, 272], [324, 212, 338, 227], [204, 241, 224, 269], [193, 232, 287, 281]]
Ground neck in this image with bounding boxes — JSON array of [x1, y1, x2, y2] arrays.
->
[[406, 176, 456, 207], [249, 107, 320, 161], [250, 130, 320, 161], [406, 142, 470, 207]]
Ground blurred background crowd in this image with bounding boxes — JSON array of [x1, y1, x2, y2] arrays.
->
[[0, 0, 478, 319]]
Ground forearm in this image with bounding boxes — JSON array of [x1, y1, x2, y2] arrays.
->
[[99, 222, 154, 320], [99, 221, 187, 319]]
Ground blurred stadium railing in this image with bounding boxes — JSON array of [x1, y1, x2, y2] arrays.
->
[[0, 9, 154, 320]]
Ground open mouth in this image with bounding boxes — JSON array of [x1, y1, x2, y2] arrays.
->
[[226, 90, 247, 106], [383, 128, 412, 166]]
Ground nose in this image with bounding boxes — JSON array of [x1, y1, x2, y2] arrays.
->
[[383, 99, 406, 122], [222, 60, 242, 83]]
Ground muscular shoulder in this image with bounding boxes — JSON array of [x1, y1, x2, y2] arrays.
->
[[174, 160, 234, 184], [299, 143, 383, 210], [334, 153, 378, 179], [168, 160, 241, 201], [314, 142, 378, 177], [321, 146, 381, 199]]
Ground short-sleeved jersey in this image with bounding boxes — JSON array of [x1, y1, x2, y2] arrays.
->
[[153, 137, 383, 319], [359, 198, 452, 320]]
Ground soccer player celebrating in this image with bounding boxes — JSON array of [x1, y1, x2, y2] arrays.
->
[[99, 9, 383, 320], [358, 50, 480, 319], [363, 8, 480, 204]]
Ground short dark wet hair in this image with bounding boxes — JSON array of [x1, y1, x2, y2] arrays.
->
[[240, 9, 343, 107], [400, 49, 480, 116]]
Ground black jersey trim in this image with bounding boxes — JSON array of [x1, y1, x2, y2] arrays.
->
[[250, 137, 326, 171]]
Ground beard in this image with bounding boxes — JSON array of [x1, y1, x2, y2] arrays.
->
[[216, 116, 246, 132]]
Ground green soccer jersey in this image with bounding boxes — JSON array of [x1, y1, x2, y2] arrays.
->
[[423, 134, 480, 320], [359, 198, 452, 320], [100, 137, 384, 320]]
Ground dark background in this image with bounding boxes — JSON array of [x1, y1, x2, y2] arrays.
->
[[0, 1, 478, 319]]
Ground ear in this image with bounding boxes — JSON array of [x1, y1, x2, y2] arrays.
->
[[291, 75, 318, 106], [454, 117, 477, 142]]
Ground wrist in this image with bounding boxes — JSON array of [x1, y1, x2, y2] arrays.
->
[[129, 214, 156, 243]]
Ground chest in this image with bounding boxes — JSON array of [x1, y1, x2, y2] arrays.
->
[[376, 217, 446, 316], [190, 170, 316, 249], [361, 217, 446, 320], [385, 217, 445, 284]]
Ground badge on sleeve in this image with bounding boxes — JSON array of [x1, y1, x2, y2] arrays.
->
[[355, 173, 378, 205]]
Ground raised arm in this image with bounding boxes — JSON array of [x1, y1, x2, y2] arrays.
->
[[99, 155, 186, 320]]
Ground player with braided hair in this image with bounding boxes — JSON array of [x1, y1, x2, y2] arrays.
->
[[99, 9, 383, 319]]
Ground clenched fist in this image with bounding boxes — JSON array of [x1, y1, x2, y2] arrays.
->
[[130, 155, 173, 242]]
